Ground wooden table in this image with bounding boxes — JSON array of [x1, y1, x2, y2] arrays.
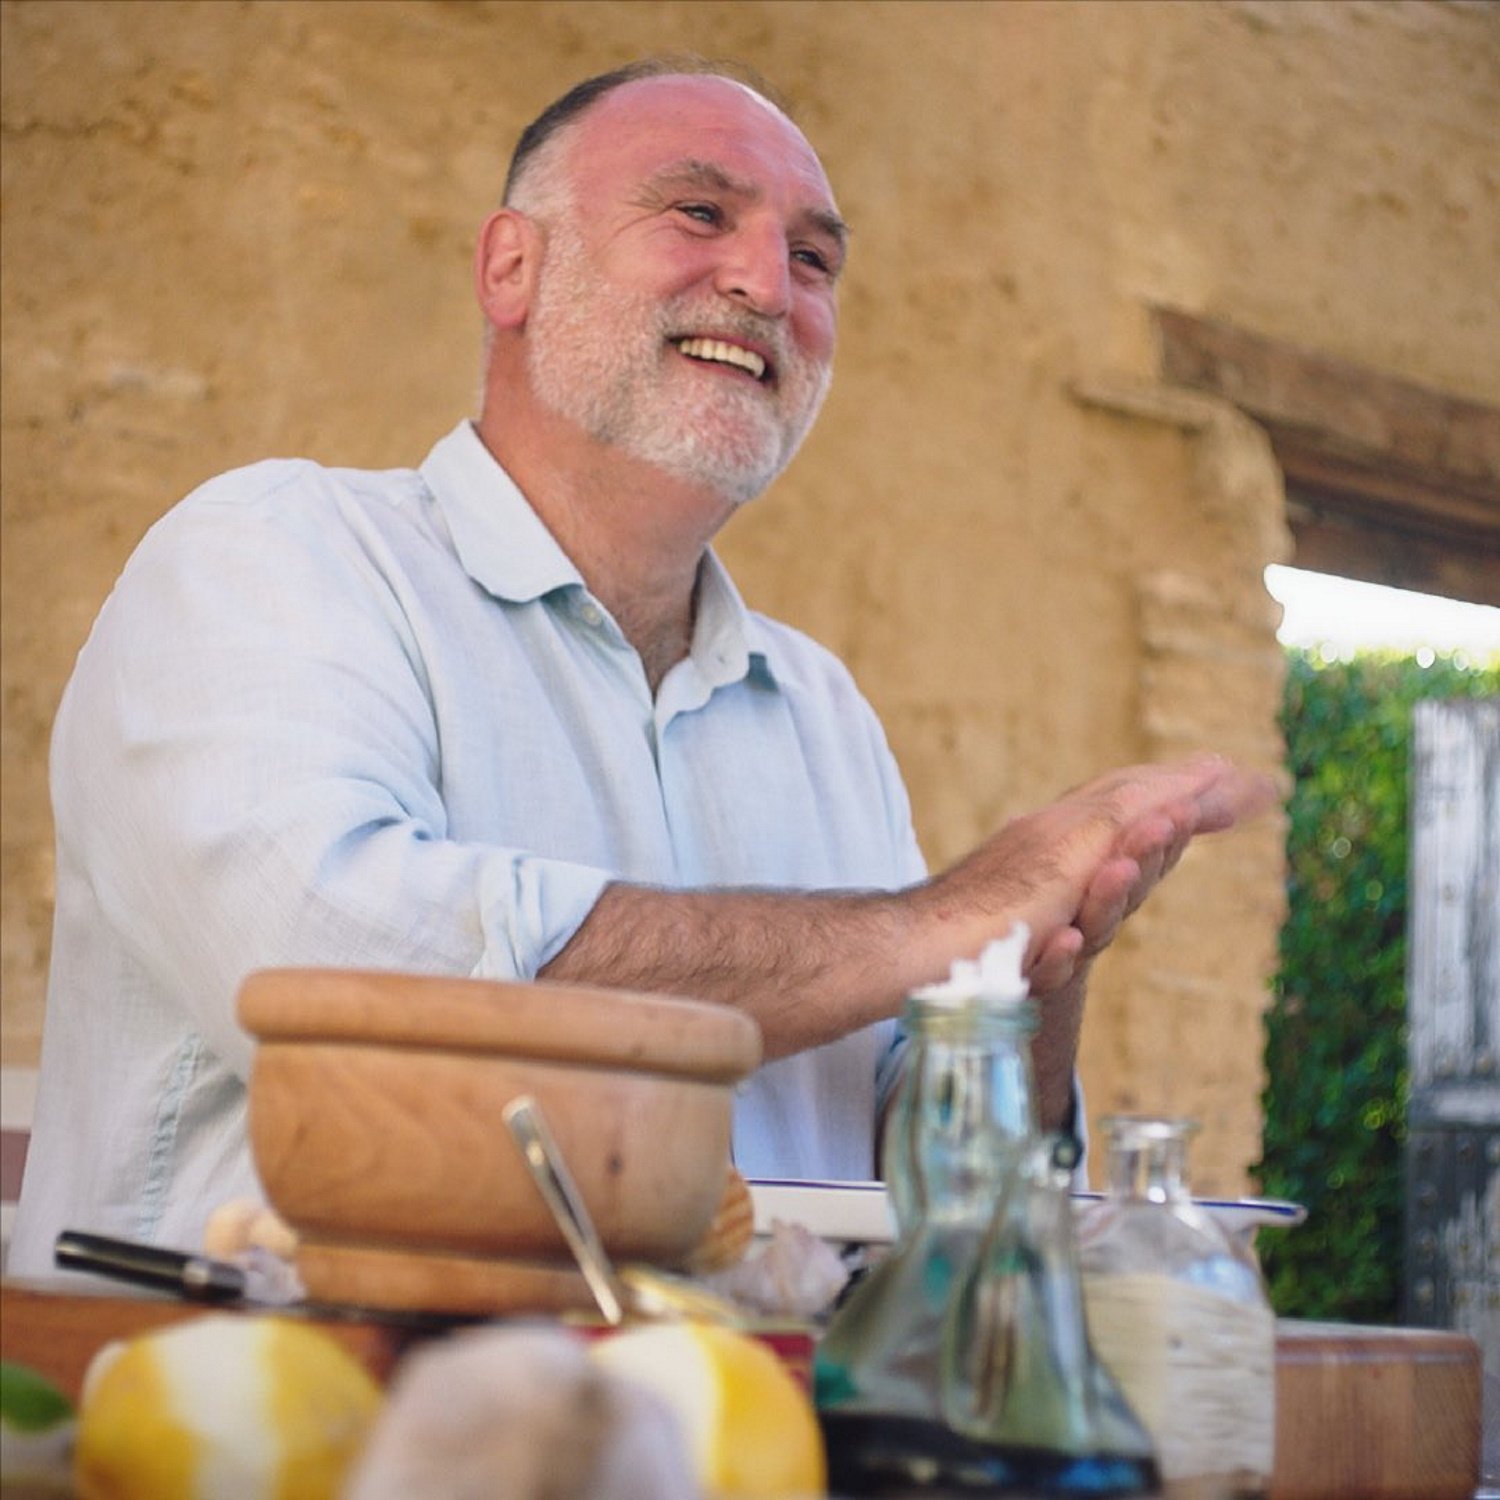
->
[[1272, 1319, 1481, 1499], [0, 1280, 1481, 1497]]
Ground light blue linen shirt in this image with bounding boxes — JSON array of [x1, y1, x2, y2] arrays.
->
[[10, 421, 926, 1272]]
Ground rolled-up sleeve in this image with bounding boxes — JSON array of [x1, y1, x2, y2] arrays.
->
[[51, 465, 611, 1078]]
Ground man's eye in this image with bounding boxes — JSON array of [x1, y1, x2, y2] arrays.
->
[[793, 247, 835, 276], [677, 202, 722, 226]]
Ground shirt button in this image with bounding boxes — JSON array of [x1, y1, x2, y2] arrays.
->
[[579, 602, 602, 628]]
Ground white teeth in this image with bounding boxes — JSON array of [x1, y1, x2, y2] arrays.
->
[[674, 337, 767, 381]]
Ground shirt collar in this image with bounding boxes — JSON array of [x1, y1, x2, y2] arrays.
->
[[420, 421, 781, 687], [419, 420, 581, 604], [691, 550, 777, 690]]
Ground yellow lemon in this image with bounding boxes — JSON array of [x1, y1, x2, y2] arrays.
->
[[75, 1314, 381, 1500], [591, 1321, 825, 1498]]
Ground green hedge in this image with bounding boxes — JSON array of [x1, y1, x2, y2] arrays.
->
[[1255, 646, 1499, 1322]]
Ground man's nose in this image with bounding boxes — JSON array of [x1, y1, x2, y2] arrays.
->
[[713, 221, 792, 318]]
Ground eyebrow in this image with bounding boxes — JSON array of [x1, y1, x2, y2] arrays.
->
[[643, 158, 851, 251]]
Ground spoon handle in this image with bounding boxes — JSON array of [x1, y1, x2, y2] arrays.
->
[[502, 1094, 627, 1326]]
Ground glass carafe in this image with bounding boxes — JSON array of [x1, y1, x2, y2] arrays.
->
[[815, 926, 1160, 1497], [1078, 1116, 1275, 1499], [941, 1135, 1160, 1495], [816, 990, 1039, 1420]]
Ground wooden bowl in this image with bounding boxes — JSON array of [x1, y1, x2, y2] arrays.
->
[[238, 969, 762, 1312]]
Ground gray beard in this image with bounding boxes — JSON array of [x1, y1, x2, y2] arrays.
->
[[524, 226, 830, 506]]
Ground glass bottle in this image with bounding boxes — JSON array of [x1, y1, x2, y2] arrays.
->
[[1078, 1116, 1276, 1499], [815, 935, 1041, 1494], [816, 985, 1038, 1410], [941, 1134, 1160, 1495], [815, 931, 1159, 1496]]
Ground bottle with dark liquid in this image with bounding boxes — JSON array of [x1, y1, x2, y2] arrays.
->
[[939, 1134, 1160, 1496], [814, 932, 1159, 1496]]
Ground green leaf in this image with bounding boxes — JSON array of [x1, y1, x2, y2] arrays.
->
[[0, 1361, 74, 1432]]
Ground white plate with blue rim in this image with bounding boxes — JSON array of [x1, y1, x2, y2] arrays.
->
[[748, 1179, 1305, 1248]]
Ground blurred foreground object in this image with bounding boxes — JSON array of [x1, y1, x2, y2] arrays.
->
[[0, 1361, 75, 1498], [73, 1315, 381, 1499], [703, 1220, 849, 1318], [202, 1199, 300, 1263], [347, 1325, 696, 1500], [593, 1320, 826, 1498]]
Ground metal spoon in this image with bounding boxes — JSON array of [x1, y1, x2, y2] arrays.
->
[[502, 1094, 742, 1327], [503, 1094, 628, 1324]]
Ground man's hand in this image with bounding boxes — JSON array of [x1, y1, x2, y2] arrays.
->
[[1024, 806, 1189, 994], [546, 754, 1278, 1097], [917, 755, 1277, 990], [912, 755, 1277, 1126]]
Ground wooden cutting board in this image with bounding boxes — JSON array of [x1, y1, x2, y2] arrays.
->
[[0, 1282, 1481, 1497]]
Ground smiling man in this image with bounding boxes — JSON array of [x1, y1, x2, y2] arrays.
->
[[9, 59, 1273, 1272], [477, 68, 843, 686]]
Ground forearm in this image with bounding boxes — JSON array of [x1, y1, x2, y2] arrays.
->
[[543, 757, 1277, 1087], [548, 881, 1090, 1147], [540, 880, 931, 1059]]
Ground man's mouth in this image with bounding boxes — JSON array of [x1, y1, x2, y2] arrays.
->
[[671, 336, 770, 383]]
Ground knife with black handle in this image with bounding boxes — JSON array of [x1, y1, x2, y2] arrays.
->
[[55, 1229, 247, 1303]]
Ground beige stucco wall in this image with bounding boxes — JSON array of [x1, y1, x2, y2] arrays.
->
[[3, 0, 1496, 1193]]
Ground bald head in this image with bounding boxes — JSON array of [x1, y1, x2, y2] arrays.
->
[[504, 58, 794, 213]]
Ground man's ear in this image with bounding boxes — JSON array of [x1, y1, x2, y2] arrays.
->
[[474, 208, 541, 331]]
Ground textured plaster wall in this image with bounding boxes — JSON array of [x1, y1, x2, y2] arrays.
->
[[4, 0, 1496, 1192]]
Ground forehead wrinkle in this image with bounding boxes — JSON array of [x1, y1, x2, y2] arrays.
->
[[644, 158, 759, 201]]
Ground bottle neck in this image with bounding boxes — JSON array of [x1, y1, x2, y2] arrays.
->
[[885, 999, 1039, 1226], [1103, 1122, 1195, 1204]]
